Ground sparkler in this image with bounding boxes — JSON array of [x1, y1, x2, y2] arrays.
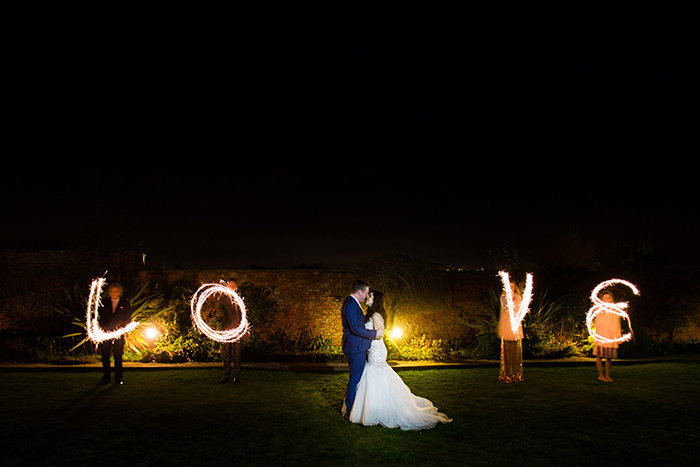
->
[[86, 277, 139, 343], [498, 271, 534, 338], [190, 282, 249, 343], [586, 279, 640, 345]]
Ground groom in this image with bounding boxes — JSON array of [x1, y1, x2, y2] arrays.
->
[[341, 280, 383, 418]]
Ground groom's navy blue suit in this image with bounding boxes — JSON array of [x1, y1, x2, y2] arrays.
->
[[341, 295, 377, 416]]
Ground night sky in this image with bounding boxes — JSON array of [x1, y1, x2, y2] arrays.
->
[[2, 2, 698, 270]]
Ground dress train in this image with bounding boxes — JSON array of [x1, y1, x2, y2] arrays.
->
[[349, 318, 452, 430]]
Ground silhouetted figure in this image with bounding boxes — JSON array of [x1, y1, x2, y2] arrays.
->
[[218, 279, 243, 384], [98, 283, 132, 385], [498, 280, 523, 383]]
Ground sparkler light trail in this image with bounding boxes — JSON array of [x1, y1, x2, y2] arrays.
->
[[586, 279, 640, 345], [190, 282, 249, 343], [498, 271, 534, 338], [86, 277, 139, 343]]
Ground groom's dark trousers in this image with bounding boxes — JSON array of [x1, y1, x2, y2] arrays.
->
[[341, 295, 377, 416]]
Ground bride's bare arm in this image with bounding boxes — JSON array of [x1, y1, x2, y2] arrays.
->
[[372, 313, 385, 339]]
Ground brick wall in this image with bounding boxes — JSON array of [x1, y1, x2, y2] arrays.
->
[[0, 249, 144, 296], [139, 268, 497, 346], [5, 250, 700, 346]]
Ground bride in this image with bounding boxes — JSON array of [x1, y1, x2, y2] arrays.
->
[[349, 290, 452, 430]]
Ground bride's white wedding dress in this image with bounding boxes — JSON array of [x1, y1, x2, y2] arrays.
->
[[349, 315, 452, 430]]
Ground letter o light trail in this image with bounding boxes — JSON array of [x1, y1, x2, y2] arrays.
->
[[190, 282, 249, 343], [586, 279, 640, 345]]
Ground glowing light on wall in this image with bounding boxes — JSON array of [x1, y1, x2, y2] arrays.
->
[[86, 277, 140, 343], [498, 271, 534, 338], [190, 282, 249, 343], [586, 279, 640, 345]]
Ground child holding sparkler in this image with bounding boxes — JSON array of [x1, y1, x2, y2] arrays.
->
[[593, 291, 622, 382]]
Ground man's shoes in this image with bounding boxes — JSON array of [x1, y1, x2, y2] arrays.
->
[[98, 378, 110, 385], [218, 377, 239, 384]]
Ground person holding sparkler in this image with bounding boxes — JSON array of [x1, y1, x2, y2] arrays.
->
[[593, 291, 622, 382], [498, 278, 524, 383], [218, 279, 243, 384], [98, 283, 132, 385]]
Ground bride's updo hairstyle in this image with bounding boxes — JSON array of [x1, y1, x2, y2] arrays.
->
[[365, 290, 388, 324]]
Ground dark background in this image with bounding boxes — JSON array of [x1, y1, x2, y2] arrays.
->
[[2, 1, 697, 270]]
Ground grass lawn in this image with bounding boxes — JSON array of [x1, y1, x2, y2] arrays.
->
[[1, 360, 698, 466]]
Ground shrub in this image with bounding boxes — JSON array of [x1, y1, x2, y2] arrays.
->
[[388, 334, 449, 361], [468, 333, 501, 360]]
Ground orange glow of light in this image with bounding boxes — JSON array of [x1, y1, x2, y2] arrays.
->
[[390, 328, 403, 339], [586, 279, 640, 345], [86, 277, 139, 343], [190, 282, 249, 343], [498, 271, 533, 339]]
